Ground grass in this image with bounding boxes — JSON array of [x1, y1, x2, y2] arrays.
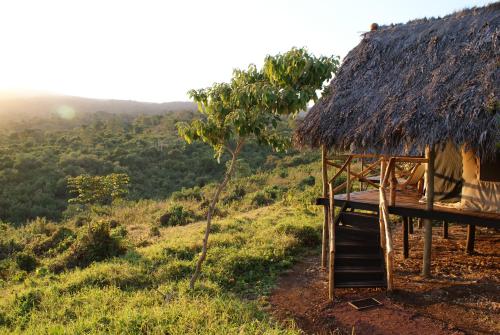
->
[[0, 157, 325, 334]]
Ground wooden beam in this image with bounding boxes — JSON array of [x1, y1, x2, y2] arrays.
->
[[328, 156, 352, 184], [403, 217, 409, 259], [321, 146, 329, 269], [422, 146, 435, 278], [408, 217, 414, 234], [442, 221, 448, 239], [466, 224, 475, 255]]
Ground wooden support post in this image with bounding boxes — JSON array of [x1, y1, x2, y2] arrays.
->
[[418, 218, 423, 229], [389, 162, 397, 206], [321, 146, 329, 269], [380, 158, 387, 188], [403, 217, 409, 259], [360, 158, 364, 191], [408, 217, 414, 234], [422, 146, 435, 278], [466, 224, 476, 255], [346, 161, 351, 201], [328, 182, 335, 302], [442, 221, 448, 239]]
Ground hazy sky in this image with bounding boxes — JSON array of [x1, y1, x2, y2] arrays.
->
[[0, 0, 493, 102]]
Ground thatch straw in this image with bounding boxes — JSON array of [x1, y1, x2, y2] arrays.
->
[[296, 3, 499, 160]]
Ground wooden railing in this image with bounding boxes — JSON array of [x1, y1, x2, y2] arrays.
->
[[379, 156, 428, 291], [325, 154, 380, 300], [322, 152, 427, 299]]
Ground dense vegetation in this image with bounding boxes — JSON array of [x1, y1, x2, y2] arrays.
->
[[0, 110, 301, 225], [0, 151, 324, 334]]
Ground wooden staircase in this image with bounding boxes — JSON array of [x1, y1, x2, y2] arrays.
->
[[334, 210, 387, 288]]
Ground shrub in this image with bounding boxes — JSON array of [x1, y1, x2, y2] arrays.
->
[[0, 239, 22, 260], [111, 226, 128, 238], [278, 169, 288, 178], [276, 223, 321, 247], [159, 205, 193, 227], [171, 186, 203, 201], [27, 217, 55, 236], [15, 252, 37, 272], [149, 226, 160, 237], [15, 289, 41, 317], [49, 220, 125, 272], [30, 227, 76, 256], [73, 215, 89, 227], [298, 176, 315, 189], [222, 185, 246, 205], [251, 185, 287, 207]]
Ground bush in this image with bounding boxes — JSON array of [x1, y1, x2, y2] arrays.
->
[[49, 220, 125, 272], [30, 227, 76, 256], [278, 169, 288, 178], [15, 252, 37, 272], [159, 205, 193, 227], [276, 223, 321, 247], [171, 186, 204, 201], [222, 185, 246, 205], [298, 176, 315, 189], [0, 239, 22, 260], [149, 226, 160, 237], [251, 185, 287, 207], [15, 290, 41, 317]]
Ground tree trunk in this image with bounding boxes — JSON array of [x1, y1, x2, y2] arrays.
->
[[189, 141, 244, 289]]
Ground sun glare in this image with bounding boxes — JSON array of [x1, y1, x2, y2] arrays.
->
[[56, 105, 76, 120]]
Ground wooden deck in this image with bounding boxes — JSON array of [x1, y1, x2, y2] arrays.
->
[[319, 189, 500, 228]]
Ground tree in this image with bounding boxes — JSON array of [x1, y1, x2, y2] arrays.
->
[[177, 48, 339, 288], [67, 173, 130, 207]]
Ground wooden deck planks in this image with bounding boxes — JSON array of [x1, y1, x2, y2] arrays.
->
[[332, 189, 500, 227]]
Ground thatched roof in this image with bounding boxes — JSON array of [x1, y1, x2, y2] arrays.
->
[[296, 3, 499, 159]]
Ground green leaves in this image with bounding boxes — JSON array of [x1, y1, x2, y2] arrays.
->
[[178, 47, 339, 159], [67, 173, 130, 206]]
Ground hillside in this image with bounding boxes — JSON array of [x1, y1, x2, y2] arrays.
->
[[0, 108, 303, 224], [0, 157, 324, 334], [0, 92, 197, 131]]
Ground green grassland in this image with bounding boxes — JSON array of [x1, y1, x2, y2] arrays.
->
[[0, 157, 326, 334]]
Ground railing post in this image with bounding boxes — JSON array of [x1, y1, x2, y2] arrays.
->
[[346, 159, 351, 201], [389, 160, 397, 206], [321, 146, 329, 269], [328, 182, 336, 302]]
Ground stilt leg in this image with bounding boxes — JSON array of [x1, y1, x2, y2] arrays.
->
[[403, 217, 409, 259], [442, 221, 448, 239], [466, 224, 475, 255]]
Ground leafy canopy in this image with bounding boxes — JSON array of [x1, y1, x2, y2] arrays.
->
[[67, 173, 130, 206], [178, 48, 339, 158]]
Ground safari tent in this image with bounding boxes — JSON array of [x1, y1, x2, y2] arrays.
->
[[295, 3, 499, 300]]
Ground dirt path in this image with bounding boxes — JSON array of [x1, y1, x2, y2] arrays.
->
[[269, 225, 499, 335]]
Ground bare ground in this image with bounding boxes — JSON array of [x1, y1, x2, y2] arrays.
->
[[269, 224, 499, 335]]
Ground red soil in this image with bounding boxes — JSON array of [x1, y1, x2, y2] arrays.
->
[[269, 224, 499, 335]]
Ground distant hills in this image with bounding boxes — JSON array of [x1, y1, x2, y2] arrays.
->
[[0, 92, 197, 130]]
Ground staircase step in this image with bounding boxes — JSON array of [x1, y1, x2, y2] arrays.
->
[[335, 241, 380, 255], [335, 280, 386, 288], [337, 226, 379, 238], [335, 254, 383, 267], [339, 212, 378, 229], [334, 266, 385, 283]]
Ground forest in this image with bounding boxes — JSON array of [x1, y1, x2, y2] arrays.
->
[[0, 108, 302, 225]]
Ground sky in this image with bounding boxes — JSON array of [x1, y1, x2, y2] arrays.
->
[[0, 0, 494, 102]]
